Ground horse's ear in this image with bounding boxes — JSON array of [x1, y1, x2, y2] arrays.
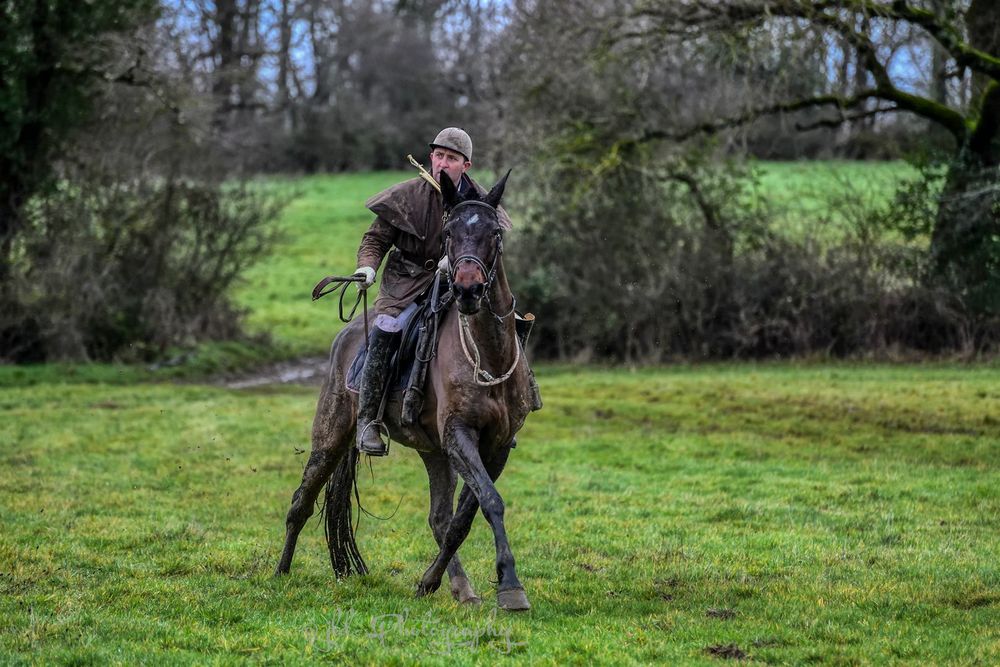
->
[[439, 171, 460, 210], [483, 169, 510, 208]]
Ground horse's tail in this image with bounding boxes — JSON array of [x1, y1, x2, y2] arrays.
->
[[321, 447, 368, 577]]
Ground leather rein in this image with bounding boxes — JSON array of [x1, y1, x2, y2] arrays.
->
[[311, 274, 371, 348]]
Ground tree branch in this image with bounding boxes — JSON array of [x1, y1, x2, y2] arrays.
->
[[632, 0, 972, 144], [638, 90, 882, 143], [667, 171, 723, 233], [795, 104, 898, 131]]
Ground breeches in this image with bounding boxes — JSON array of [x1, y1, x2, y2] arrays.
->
[[372, 301, 419, 334]]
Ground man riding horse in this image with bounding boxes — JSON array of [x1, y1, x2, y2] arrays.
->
[[351, 127, 542, 456]]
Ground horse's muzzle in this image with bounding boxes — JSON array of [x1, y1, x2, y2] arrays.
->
[[453, 281, 485, 314], [452, 261, 487, 314]]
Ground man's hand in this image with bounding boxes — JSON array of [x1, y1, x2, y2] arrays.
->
[[353, 266, 376, 289], [437, 255, 450, 273]]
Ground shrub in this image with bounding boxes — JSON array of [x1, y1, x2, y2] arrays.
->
[[1, 177, 283, 362], [507, 142, 999, 361]]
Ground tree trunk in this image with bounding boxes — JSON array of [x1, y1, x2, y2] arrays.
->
[[964, 0, 1000, 167], [2, 0, 57, 316], [926, 0, 1000, 313], [278, 0, 294, 133], [967, 0, 1000, 104], [212, 0, 238, 128], [853, 16, 873, 133]]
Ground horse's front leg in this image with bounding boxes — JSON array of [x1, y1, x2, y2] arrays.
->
[[418, 422, 528, 611], [418, 440, 513, 593], [415, 441, 512, 598]]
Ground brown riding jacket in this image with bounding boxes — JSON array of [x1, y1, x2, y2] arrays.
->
[[358, 176, 512, 315]]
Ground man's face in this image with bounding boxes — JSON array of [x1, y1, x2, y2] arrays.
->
[[430, 147, 471, 186]]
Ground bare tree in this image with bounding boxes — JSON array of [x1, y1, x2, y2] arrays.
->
[[151, 0, 508, 172]]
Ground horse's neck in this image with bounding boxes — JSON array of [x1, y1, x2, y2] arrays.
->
[[464, 262, 517, 363]]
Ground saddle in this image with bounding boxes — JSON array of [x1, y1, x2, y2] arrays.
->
[[346, 273, 454, 425]]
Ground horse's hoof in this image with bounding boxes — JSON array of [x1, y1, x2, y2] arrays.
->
[[450, 576, 481, 605], [415, 579, 441, 598], [497, 587, 531, 612]]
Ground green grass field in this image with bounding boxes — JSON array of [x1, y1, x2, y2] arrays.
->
[[3, 163, 998, 665]]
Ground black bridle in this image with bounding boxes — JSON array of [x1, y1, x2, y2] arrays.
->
[[446, 200, 503, 286], [444, 200, 514, 321]]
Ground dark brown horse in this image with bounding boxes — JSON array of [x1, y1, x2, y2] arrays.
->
[[275, 171, 535, 611]]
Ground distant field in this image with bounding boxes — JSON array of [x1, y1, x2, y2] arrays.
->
[[4, 162, 993, 665], [0, 160, 919, 375], [752, 160, 917, 237], [754, 160, 915, 210]]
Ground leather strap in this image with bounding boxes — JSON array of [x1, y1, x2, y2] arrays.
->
[[396, 249, 437, 272]]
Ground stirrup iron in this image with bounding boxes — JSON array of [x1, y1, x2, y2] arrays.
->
[[357, 419, 390, 457]]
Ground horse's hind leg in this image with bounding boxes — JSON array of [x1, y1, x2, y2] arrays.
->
[[275, 448, 340, 575], [418, 449, 480, 604], [275, 387, 355, 575], [414, 483, 479, 598]]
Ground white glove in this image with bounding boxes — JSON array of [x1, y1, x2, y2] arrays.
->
[[353, 266, 376, 289], [437, 255, 450, 273]]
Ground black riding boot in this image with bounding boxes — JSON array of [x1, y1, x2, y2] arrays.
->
[[357, 326, 400, 456], [515, 315, 543, 412]]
